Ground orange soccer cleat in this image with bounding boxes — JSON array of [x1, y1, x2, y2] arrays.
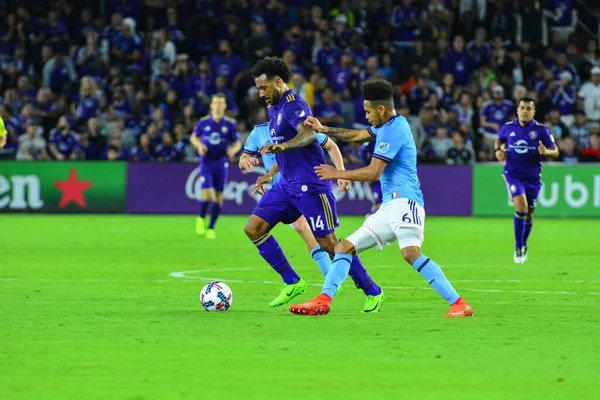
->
[[289, 294, 332, 316], [443, 298, 474, 318]]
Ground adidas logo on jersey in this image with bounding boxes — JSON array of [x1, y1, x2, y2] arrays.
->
[[509, 132, 516, 137]]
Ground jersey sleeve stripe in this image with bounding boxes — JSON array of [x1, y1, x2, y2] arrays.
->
[[243, 149, 259, 155], [319, 136, 329, 147], [367, 127, 376, 137], [373, 154, 392, 163]]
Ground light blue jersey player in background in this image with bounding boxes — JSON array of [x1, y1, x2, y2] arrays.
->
[[290, 79, 474, 318], [238, 121, 349, 280]]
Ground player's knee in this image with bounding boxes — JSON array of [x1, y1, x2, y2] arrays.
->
[[243, 220, 267, 240], [334, 240, 355, 255], [317, 237, 337, 254], [293, 219, 306, 233]]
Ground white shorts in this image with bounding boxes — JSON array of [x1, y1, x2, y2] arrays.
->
[[346, 198, 425, 253]]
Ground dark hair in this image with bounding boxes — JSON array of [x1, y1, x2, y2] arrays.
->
[[251, 57, 292, 83], [362, 79, 394, 104], [519, 96, 536, 105]]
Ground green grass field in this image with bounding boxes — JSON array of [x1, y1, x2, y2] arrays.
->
[[1, 215, 599, 400]]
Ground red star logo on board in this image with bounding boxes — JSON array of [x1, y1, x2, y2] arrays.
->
[[53, 168, 93, 208]]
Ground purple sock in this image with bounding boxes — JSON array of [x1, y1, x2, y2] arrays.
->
[[199, 201, 211, 218], [524, 219, 533, 245], [255, 234, 300, 284], [208, 203, 221, 229], [348, 255, 381, 296], [514, 211, 527, 249]]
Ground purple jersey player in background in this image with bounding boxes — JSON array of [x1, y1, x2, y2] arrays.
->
[[495, 97, 559, 264], [190, 93, 241, 240], [244, 57, 385, 312], [359, 140, 382, 216]]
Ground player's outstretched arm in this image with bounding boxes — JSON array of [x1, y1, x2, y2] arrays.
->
[[321, 138, 350, 192], [315, 158, 387, 182], [304, 116, 374, 143], [0, 134, 6, 150], [259, 123, 317, 154]]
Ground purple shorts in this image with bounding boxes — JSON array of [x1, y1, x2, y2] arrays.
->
[[503, 173, 542, 208], [252, 182, 339, 238], [200, 161, 228, 192]]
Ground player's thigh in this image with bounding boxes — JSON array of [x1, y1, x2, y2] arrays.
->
[[213, 162, 228, 193], [503, 174, 528, 209], [291, 191, 339, 238], [524, 181, 542, 210], [251, 184, 301, 228], [384, 199, 426, 250], [347, 207, 397, 254]]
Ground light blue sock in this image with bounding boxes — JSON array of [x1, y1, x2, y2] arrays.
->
[[412, 255, 460, 305], [310, 245, 331, 275], [322, 253, 352, 298]]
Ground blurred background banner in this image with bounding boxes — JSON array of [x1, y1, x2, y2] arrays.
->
[[473, 164, 600, 217], [0, 162, 126, 213], [126, 163, 472, 215]]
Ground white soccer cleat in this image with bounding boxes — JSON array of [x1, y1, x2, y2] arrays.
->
[[521, 246, 528, 263], [514, 248, 524, 264]]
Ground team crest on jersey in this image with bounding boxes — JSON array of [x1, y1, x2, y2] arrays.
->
[[277, 113, 282, 125], [378, 142, 390, 154], [529, 131, 537, 139], [222, 126, 228, 133], [510, 185, 516, 193]]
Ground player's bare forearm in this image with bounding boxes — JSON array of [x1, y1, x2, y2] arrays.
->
[[283, 123, 317, 150], [266, 162, 279, 178], [229, 140, 242, 154], [329, 166, 378, 181], [190, 135, 201, 149], [323, 126, 373, 143], [544, 146, 560, 158], [315, 159, 386, 182]]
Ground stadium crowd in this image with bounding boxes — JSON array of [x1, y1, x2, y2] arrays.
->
[[1, 0, 599, 165]]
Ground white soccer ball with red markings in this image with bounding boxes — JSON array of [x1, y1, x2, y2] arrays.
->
[[200, 281, 233, 312]]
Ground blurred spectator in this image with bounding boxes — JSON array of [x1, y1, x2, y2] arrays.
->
[[131, 133, 154, 162], [570, 112, 590, 148], [447, 132, 476, 165], [48, 116, 80, 160], [155, 131, 183, 162], [315, 87, 342, 126], [578, 66, 600, 123], [557, 136, 580, 164], [16, 120, 48, 160], [581, 134, 600, 162], [479, 85, 515, 154]]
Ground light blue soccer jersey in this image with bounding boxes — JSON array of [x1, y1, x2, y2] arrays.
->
[[368, 115, 424, 207], [243, 122, 328, 185]]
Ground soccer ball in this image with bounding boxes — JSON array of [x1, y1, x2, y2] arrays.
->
[[200, 281, 233, 312]]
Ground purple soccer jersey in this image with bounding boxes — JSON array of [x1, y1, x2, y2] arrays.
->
[[498, 119, 556, 205], [193, 115, 238, 192], [251, 90, 339, 237], [193, 115, 238, 162]]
